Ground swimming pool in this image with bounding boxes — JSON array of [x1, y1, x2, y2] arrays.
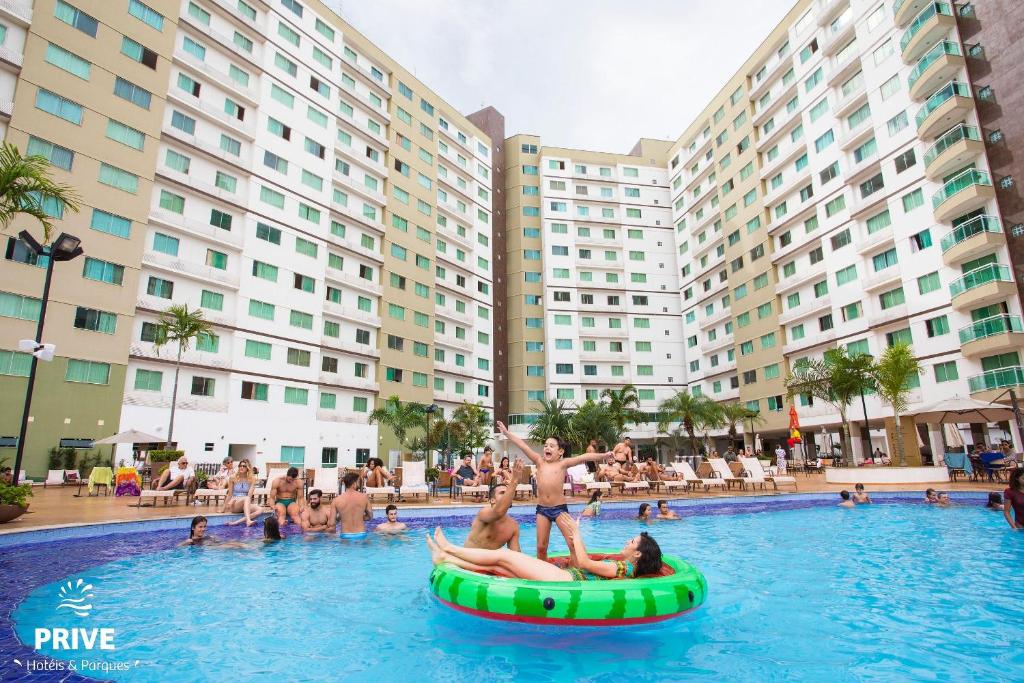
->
[[5, 493, 1022, 682]]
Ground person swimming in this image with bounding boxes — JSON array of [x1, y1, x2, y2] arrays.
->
[[581, 489, 602, 518], [264, 516, 283, 542], [852, 483, 871, 504], [838, 491, 855, 508], [986, 491, 1003, 510], [638, 503, 652, 521]]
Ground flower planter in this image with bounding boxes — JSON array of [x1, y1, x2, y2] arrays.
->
[[0, 504, 28, 524]]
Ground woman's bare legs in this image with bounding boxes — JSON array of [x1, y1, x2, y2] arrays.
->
[[243, 498, 264, 526], [432, 528, 571, 581]]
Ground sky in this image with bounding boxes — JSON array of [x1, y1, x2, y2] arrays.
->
[[329, 0, 798, 152]]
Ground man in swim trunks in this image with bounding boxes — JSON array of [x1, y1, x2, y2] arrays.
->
[[300, 489, 334, 533], [332, 471, 372, 539], [464, 460, 523, 551], [453, 453, 481, 487], [269, 466, 304, 527], [478, 446, 495, 486], [612, 437, 633, 465], [375, 504, 408, 534], [496, 421, 612, 561]]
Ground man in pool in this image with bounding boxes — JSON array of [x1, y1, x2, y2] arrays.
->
[[464, 460, 523, 551], [375, 504, 408, 534], [269, 467, 304, 527], [838, 491, 855, 508], [332, 471, 373, 539], [496, 421, 612, 561], [300, 489, 334, 533], [656, 500, 680, 520]]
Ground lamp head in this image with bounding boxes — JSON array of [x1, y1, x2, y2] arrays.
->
[[17, 230, 43, 255], [51, 233, 83, 262]]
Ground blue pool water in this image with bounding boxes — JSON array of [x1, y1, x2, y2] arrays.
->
[[9, 499, 1024, 682]]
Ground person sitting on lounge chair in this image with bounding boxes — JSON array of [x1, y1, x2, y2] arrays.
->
[[301, 489, 335, 533], [453, 454, 481, 487], [269, 467, 304, 527], [155, 456, 194, 491], [375, 504, 408, 534], [362, 458, 395, 489], [209, 457, 235, 489]]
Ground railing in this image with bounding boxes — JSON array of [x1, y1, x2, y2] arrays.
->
[[968, 366, 1024, 393], [924, 124, 981, 167], [940, 214, 1001, 252], [893, 0, 908, 15], [958, 315, 1024, 344], [901, 3, 953, 53], [949, 263, 1012, 298], [931, 168, 992, 209], [0, 0, 31, 23], [915, 81, 971, 129], [908, 41, 961, 91]]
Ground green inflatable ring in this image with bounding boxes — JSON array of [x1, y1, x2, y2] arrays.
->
[[428, 550, 707, 626]]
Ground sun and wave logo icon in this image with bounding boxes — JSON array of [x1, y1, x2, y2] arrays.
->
[[56, 578, 94, 617]]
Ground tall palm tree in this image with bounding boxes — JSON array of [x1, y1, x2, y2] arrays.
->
[[600, 384, 644, 436], [527, 398, 577, 447], [368, 395, 426, 454], [450, 401, 491, 454], [785, 348, 875, 467], [0, 142, 81, 243], [872, 342, 922, 466], [657, 391, 718, 455], [154, 305, 212, 448], [720, 402, 763, 450], [569, 400, 619, 452]]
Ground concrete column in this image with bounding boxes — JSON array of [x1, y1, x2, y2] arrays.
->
[[1008, 418, 1024, 454], [928, 424, 945, 466], [883, 416, 923, 466], [981, 424, 993, 448], [850, 432, 864, 465]]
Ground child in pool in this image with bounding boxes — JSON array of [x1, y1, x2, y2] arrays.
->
[[581, 490, 602, 517], [637, 503, 653, 522], [496, 421, 610, 561]]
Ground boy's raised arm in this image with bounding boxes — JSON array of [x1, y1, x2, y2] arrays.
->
[[496, 421, 542, 465], [562, 450, 613, 469]]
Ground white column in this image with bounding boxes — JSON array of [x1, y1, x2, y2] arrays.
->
[[849, 432, 864, 465], [928, 424, 945, 466]]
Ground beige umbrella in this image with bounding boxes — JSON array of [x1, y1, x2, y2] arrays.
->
[[912, 396, 1015, 424], [92, 429, 164, 445], [942, 423, 965, 449]]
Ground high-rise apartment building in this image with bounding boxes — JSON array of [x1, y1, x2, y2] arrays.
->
[[2, 0, 1022, 474], [1, 0, 495, 474]]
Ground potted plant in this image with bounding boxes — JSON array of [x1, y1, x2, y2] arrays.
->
[[0, 480, 33, 523]]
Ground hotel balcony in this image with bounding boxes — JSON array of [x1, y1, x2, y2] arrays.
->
[[142, 250, 240, 290], [777, 294, 832, 325], [0, 0, 32, 26], [940, 215, 1004, 266], [915, 81, 974, 139], [923, 124, 984, 180], [932, 168, 995, 222], [968, 366, 1024, 402], [900, 3, 956, 62], [958, 315, 1024, 358], [894, 0, 936, 27], [949, 263, 1016, 311], [907, 41, 964, 100]]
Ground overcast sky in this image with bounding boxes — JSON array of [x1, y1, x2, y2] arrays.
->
[[329, 0, 797, 152]]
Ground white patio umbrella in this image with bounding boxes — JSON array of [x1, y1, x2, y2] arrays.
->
[[912, 396, 1015, 424], [942, 423, 965, 449], [92, 429, 164, 445]]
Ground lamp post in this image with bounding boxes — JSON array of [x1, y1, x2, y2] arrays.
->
[[424, 404, 438, 468], [12, 232, 84, 486]]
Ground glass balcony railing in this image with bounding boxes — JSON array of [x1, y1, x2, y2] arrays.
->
[[932, 168, 992, 210], [959, 315, 1024, 344], [940, 214, 1001, 252], [925, 124, 981, 167], [968, 366, 1024, 393], [894, 0, 908, 16], [915, 81, 971, 129], [901, 3, 953, 52], [908, 40, 962, 91], [949, 263, 1012, 298]]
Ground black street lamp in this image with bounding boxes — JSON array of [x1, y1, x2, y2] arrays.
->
[[11, 231, 84, 486]]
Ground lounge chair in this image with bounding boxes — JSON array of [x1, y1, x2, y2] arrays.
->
[[623, 480, 651, 495], [193, 487, 227, 506], [707, 459, 746, 490], [314, 467, 340, 501], [735, 457, 769, 491], [564, 464, 589, 496], [676, 461, 728, 492], [398, 460, 430, 501], [741, 457, 797, 490], [44, 469, 65, 487], [661, 477, 690, 494], [254, 464, 290, 503], [515, 465, 535, 500]]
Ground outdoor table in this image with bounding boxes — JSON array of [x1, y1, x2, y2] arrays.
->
[[115, 467, 142, 496], [77, 467, 113, 496]]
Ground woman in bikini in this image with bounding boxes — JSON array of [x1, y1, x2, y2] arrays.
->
[[494, 456, 513, 486], [363, 458, 395, 488], [221, 460, 263, 526], [581, 489, 602, 517], [426, 518, 662, 581]]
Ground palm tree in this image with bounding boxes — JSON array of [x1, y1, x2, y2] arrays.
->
[[154, 305, 212, 448], [872, 342, 922, 466], [657, 391, 718, 455], [600, 385, 645, 436], [720, 402, 763, 450], [0, 142, 81, 243], [785, 348, 875, 467], [367, 395, 426, 454], [450, 401, 491, 454], [527, 398, 577, 446], [569, 400, 619, 452]]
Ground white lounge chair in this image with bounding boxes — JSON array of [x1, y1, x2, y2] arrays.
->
[[44, 469, 65, 487], [661, 477, 690, 493], [314, 467, 340, 500], [676, 461, 728, 492], [193, 488, 228, 505], [622, 480, 650, 495], [564, 464, 589, 496], [741, 457, 798, 490], [735, 457, 769, 491], [707, 459, 746, 490], [514, 466, 535, 500], [398, 460, 430, 501]]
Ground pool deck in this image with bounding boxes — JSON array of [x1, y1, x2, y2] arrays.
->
[[1, 473, 1005, 534]]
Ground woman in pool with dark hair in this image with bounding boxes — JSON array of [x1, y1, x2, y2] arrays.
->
[[263, 515, 284, 542], [426, 517, 663, 581], [637, 503, 652, 522], [179, 516, 246, 547]]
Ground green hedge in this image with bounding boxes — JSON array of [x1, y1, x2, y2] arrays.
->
[[149, 450, 184, 463]]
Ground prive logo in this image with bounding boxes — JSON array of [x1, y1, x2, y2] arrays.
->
[[34, 577, 116, 651]]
